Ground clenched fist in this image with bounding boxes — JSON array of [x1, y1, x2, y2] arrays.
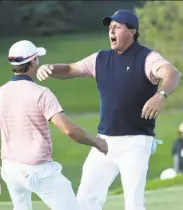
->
[[37, 64, 54, 81], [95, 137, 108, 155]]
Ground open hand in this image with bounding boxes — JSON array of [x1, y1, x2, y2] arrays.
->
[[141, 93, 165, 120]]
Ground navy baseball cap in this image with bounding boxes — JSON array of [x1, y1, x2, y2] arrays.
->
[[103, 10, 139, 30]]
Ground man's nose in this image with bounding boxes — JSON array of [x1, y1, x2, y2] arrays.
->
[[110, 28, 115, 34]]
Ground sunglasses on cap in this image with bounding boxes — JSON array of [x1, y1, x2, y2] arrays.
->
[[8, 52, 38, 63]]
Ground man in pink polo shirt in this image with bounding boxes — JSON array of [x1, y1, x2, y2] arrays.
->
[[0, 40, 108, 210]]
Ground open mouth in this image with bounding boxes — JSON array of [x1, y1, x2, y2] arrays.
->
[[111, 37, 117, 44]]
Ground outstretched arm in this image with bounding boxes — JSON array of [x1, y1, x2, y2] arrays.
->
[[38, 88, 108, 155], [37, 53, 98, 81], [50, 112, 108, 155]]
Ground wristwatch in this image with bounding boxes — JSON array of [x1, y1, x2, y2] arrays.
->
[[158, 90, 167, 98]]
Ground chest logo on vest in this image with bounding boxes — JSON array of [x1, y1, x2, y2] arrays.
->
[[127, 66, 130, 71]]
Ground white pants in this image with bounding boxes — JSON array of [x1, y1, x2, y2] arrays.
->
[[1, 160, 80, 210], [77, 135, 155, 210]]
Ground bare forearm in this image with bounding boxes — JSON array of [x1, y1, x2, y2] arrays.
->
[[50, 64, 84, 79], [50, 64, 72, 79], [67, 126, 98, 148], [158, 65, 180, 96], [51, 113, 100, 149]]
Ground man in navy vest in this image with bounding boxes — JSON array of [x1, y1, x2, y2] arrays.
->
[[37, 10, 180, 210]]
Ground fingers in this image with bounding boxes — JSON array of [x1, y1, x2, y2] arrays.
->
[[37, 67, 48, 81], [149, 109, 156, 119], [40, 69, 49, 80], [144, 108, 153, 120], [97, 138, 108, 155], [141, 105, 149, 119], [37, 65, 53, 81], [102, 146, 108, 155], [100, 142, 108, 155], [49, 64, 54, 71], [153, 111, 159, 119], [142, 106, 159, 120], [103, 143, 108, 155]]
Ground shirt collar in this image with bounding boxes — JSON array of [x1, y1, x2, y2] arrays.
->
[[10, 74, 34, 82]]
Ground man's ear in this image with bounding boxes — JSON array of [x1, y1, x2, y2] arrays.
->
[[29, 59, 35, 68], [130, 29, 136, 37]]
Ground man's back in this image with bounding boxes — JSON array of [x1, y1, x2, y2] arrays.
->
[[0, 75, 62, 164], [0, 40, 108, 210]]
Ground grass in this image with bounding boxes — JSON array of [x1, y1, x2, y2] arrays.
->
[[0, 186, 183, 210], [111, 174, 183, 195]]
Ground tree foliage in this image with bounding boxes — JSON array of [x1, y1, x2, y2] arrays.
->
[[15, 1, 82, 35], [135, 1, 183, 109], [0, 1, 142, 36], [135, 1, 183, 72]]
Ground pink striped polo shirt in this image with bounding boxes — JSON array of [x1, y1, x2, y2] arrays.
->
[[0, 76, 63, 164]]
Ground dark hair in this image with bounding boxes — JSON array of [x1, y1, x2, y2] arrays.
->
[[125, 23, 140, 41], [12, 62, 31, 73]]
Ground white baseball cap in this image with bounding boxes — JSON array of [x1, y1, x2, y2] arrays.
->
[[8, 40, 46, 65]]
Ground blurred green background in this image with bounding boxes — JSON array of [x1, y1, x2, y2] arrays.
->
[[0, 1, 183, 201]]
